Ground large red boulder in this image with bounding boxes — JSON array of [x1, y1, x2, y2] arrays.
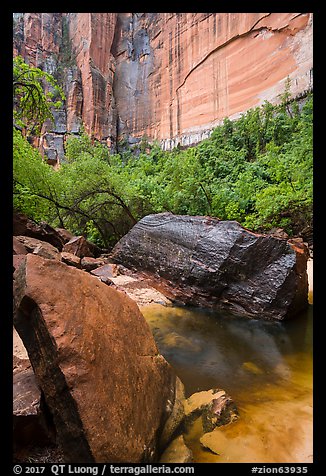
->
[[13, 255, 176, 463]]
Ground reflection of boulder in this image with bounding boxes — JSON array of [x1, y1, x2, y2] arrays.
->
[[14, 254, 177, 463], [111, 213, 308, 320], [242, 362, 263, 375], [163, 332, 202, 353]]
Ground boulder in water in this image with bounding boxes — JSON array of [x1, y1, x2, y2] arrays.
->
[[111, 213, 308, 320]]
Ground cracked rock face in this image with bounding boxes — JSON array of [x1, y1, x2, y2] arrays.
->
[[13, 254, 177, 463], [14, 13, 312, 157], [113, 13, 313, 149], [111, 213, 309, 320]]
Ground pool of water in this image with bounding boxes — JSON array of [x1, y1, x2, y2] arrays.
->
[[141, 301, 313, 463]]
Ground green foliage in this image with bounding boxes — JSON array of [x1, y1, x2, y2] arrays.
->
[[13, 128, 59, 222], [13, 89, 313, 248], [65, 128, 109, 163], [13, 56, 65, 136]]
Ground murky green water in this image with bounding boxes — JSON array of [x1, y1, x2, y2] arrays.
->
[[142, 302, 313, 463]]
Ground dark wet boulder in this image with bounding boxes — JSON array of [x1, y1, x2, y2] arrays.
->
[[111, 213, 308, 320]]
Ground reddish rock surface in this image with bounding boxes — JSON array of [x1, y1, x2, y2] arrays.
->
[[80, 256, 105, 272], [55, 228, 75, 244], [13, 358, 51, 447], [113, 13, 313, 148], [90, 263, 118, 279], [13, 13, 313, 158], [60, 252, 81, 268], [14, 255, 27, 273], [13, 237, 28, 255], [68, 13, 117, 141], [13, 212, 64, 251], [13, 254, 177, 463], [15, 236, 61, 260], [62, 235, 94, 258]]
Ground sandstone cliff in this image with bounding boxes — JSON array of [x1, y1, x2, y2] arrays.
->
[[13, 13, 313, 161]]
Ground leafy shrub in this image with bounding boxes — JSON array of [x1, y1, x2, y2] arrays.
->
[[13, 90, 313, 247]]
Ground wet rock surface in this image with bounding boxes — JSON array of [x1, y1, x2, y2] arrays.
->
[[159, 435, 193, 463], [184, 388, 239, 433], [13, 254, 177, 463], [111, 213, 309, 320]]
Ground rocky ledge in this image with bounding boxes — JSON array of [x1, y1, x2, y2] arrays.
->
[[111, 213, 309, 320]]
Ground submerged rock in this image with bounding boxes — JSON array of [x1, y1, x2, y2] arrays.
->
[[242, 361, 264, 375], [111, 213, 308, 320], [184, 388, 239, 433], [13, 254, 177, 463]]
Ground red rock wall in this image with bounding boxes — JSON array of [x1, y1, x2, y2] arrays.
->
[[68, 13, 117, 141], [113, 13, 313, 149], [13, 12, 313, 156]]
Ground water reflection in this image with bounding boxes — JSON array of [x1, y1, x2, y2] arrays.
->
[[143, 304, 313, 399], [141, 303, 313, 462]]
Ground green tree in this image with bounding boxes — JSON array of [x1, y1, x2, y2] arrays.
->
[[13, 81, 313, 247], [13, 55, 65, 136]]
